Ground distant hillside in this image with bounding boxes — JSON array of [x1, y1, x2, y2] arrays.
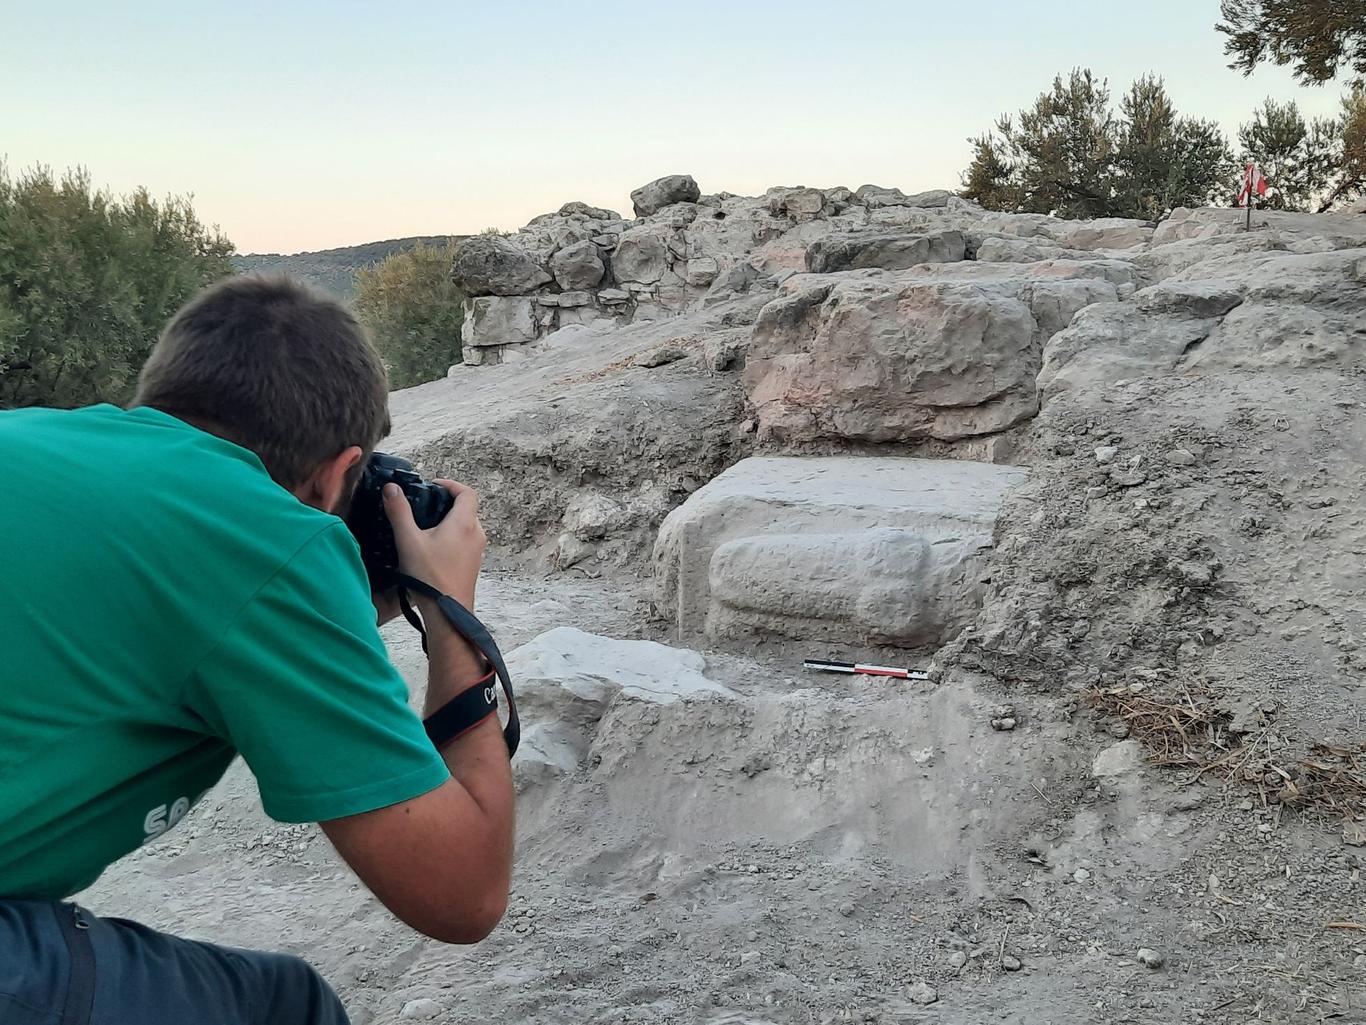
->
[[233, 236, 465, 299]]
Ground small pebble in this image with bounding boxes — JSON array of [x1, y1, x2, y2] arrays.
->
[[400, 999, 444, 1020], [991, 717, 1017, 732], [907, 982, 938, 1006], [1137, 948, 1164, 969], [1095, 446, 1118, 465], [1167, 449, 1196, 466], [1258, 823, 1273, 834], [746, 930, 759, 942], [1073, 868, 1092, 883], [1002, 955, 1022, 972], [1239, 799, 1254, 812], [948, 951, 968, 970]]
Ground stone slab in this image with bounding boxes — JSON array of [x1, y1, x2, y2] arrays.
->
[[653, 456, 1026, 645]]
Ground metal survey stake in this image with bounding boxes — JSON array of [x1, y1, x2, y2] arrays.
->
[[804, 659, 929, 681]]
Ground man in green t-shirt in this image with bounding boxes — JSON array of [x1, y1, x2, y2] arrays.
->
[[0, 277, 515, 1024]]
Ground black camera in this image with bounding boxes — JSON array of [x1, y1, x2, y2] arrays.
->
[[345, 452, 453, 592]]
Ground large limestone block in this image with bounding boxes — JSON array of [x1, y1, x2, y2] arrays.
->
[[451, 235, 552, 296], [805, 231, 966, 272], [653, 457, 1026, 645], [630, 174, 701, 217], [743, 278, 1040, 443], [461, 296, 537, 349]]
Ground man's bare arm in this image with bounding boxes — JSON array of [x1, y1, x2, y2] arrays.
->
[[321, 480, 515, 943]]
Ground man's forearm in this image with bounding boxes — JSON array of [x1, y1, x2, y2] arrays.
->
[[422, 617, 515, 839]]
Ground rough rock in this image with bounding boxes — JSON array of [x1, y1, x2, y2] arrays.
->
[[461, 296, 537, 351], [399, 998, 445, 1020], [562, 493, 624, 541], [1137, 948, 1165, 969], [634, 345, 690, 368], [744, 276, 1041, 443], [550, 239, 606, 291], [804, 230, 966, 272], [686, 257, 719, 286], [976, 237, 1095, 264], [451, 234, 552, 296], [767, 186, 827, 221], [704, 262, 764, 305], [1054, 217, 1154, 251], [654, 456, 1025, 644], [907, 982, 939, 1005], [631, 175, 701, 217], [614, 230, 670, 284], [558, 201, 620, 221]]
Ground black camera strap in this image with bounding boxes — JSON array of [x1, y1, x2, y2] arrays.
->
[[393, 573, 519, 757]]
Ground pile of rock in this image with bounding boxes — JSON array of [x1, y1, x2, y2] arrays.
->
[[450, 174, 1007, 365]]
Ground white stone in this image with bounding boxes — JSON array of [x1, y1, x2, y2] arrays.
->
[[399, 999, 444, 1020], [510, 627, 734, 712], [562, 493, 623, 540], [1092, 739, 1145, 778]]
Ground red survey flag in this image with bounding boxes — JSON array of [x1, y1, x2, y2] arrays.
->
[[1237, 162, 1268, 207]]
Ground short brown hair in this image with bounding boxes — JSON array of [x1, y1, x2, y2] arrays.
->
[[134, 276, 391, 488]]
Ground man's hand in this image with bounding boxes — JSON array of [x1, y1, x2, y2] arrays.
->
[[382, 479, 486, 609]]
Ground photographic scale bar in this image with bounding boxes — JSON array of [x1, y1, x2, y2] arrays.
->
[[803, 659, 929, 681]]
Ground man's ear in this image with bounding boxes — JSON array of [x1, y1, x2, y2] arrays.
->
[[293, 446, 365, 514]]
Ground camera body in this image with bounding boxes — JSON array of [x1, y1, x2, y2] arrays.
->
[[345, 452, 453, 591]]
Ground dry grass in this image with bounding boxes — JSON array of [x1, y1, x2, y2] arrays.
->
[[1082, 682, 1366, 821]]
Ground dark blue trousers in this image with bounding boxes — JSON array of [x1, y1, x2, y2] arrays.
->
[[0, 901, 349, 1025]]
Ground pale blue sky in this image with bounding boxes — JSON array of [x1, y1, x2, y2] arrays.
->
[[0, 1, 1349, 254]]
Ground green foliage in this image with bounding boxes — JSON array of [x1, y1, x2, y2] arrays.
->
[[961, 135, 1019, 212], [1317, 87, 1366, 210], [353, 242, 466, 390], [961, 71, 1235, 220], [1115, 77, 1239, 221], [1238, 97, 1341, 210], [1219, 1, 1366, 85], [0, 165, 235, 409]]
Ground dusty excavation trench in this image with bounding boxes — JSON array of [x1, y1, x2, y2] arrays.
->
[[86, 194, 1366, 1024]]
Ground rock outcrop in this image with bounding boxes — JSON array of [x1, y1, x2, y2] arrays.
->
[[630, 174, 702, 217]]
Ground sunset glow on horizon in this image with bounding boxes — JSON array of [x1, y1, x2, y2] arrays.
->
[[4, 0, 1350, 255]]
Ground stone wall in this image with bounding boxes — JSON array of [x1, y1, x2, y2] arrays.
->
[[450, 175, 993, 365]]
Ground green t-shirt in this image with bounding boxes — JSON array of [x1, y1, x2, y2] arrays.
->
[[0, 404, 450, 899]]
